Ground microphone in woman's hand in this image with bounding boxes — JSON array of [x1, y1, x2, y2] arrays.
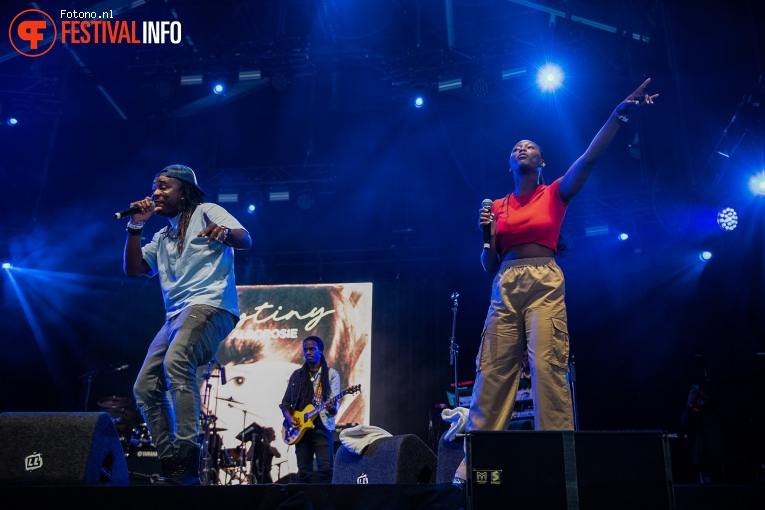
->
[[481, 199, 493, 248]]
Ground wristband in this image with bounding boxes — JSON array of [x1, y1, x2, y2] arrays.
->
[[220, 227, 231, 243], [127, 220, 144, 235]]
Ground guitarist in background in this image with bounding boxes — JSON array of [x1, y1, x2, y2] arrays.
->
[[279, 336, 341, 483]]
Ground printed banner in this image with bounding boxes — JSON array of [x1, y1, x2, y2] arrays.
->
[[201, 282, 372, 483]]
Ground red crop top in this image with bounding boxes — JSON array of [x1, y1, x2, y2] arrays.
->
[[491, 178, 568, 256]]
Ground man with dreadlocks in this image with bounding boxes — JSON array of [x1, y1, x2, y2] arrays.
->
[[452, 79, 659, 487], [123, 164, 252, 485], [280, 336, 341, 483]]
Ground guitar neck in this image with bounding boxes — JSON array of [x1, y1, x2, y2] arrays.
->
[[304, 391, 346, 420]]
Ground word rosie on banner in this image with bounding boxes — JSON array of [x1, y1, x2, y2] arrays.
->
[[8, 9, 182, 58]]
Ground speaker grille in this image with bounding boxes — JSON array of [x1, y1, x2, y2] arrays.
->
[[0, 412, 129, 486]]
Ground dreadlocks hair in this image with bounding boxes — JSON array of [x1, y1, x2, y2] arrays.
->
[[171, 181, 205, 254], [302, 336, 331, 406]]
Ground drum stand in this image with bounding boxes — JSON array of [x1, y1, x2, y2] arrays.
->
[[273, 459, 288, 483], [217, 408, 255, 485], [199, 358, 223, 485]]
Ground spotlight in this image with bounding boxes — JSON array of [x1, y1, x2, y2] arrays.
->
[[749, 171, 765, 196], [210, 73, 233, 95], [295, 189, 315, 210], [1, 262, 12, 269], [270, 70, 291, 92], [699, 250, 713, 262], [244, 191, 262, 213], [211, 80, 227, 95], [154, 79, 175, 98], [408, 84, 429, 109], [536, 63, 564, 92], [618, 232, 629, 241], [6, 116, 18, 126], [472, 76, 491, 98], [716, 207, 738, 231]]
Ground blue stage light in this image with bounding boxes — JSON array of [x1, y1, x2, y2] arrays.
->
[[749, 171, 765, 196], [536, 64, 564, 92], [716, 207, 738, 231]]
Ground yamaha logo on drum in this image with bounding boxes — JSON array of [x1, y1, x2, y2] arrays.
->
[[136, 450, 158, 458], [24, 452, 43, 472], [356, 473, 369, 484]]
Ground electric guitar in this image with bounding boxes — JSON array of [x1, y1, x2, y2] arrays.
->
[[282, 384, 362, 445]]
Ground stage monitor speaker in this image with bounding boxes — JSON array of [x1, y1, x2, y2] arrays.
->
[[467, 430, 675, 510], [333, 434, 437, 484], [0, 412, 129, 486], [436, 431, 464, 484]]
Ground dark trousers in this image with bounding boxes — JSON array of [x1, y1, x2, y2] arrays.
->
[[295, 426, 334, 483]]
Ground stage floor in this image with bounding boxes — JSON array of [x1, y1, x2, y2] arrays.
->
[[4, 482, 764, 510]]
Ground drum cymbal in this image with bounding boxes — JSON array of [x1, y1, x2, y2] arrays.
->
[[106, 407, 136, 419], [97, 395, 132, 408], [215, 396, 243, 405]]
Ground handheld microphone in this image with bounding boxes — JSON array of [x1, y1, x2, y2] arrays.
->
[[114, 201, 154, 219], [481, 198, 493, 249]]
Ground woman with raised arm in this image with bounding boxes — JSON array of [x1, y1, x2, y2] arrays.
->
[[453, 79, 658, 487]]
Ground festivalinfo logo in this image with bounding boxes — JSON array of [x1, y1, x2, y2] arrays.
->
[[9, 8, 182, 57]]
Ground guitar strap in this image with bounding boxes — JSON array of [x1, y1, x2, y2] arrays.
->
[[292, 365, 324, 414]]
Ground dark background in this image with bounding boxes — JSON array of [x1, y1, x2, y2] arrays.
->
[[1, 0, 763, 484]]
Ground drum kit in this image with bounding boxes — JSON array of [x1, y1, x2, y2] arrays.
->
[[97, 393, 274, 485], [199, 398, 277, 486], [96, 395, 145, 451]]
